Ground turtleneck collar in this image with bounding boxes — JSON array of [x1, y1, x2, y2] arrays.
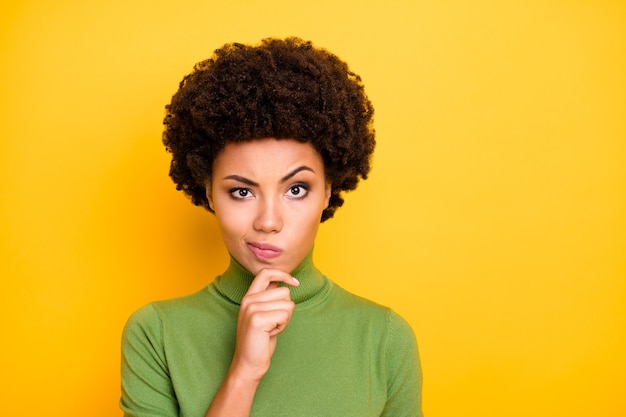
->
[[213, 250, 327, 305]]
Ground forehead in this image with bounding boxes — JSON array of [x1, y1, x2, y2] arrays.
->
[[213, 138, 325, 176]]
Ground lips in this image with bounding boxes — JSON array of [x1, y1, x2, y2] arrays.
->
[[247, 242, 282, 260]]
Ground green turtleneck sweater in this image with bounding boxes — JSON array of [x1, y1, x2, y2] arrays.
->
[[121, 253, 423, 416]]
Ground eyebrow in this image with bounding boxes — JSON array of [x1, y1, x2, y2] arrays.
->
[[222, 166, 316, 186]]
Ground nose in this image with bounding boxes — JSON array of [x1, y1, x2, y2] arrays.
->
[[253, 196, 283, 233]]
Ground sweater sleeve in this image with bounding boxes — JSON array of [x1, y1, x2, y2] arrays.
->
[[120, 304, 180, 417], [380, 311, 424, 417]]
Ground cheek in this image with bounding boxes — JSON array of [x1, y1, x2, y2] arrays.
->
[[297, 208, 322, 239], [214, 206, 243, 238]]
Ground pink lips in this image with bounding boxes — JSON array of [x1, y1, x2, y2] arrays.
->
[[247, 242, 282, 260]]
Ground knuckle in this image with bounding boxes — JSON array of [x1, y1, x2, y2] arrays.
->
[[276, 287, 291, 298], [249, 312, 266, 327], [280, 310, 292, 324], [240, 297, 252, 310]]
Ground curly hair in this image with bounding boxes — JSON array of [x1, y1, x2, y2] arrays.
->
[[163, 37, 375, 221]]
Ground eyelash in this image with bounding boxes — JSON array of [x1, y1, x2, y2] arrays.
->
[[229, 187, 253, 199], [286, 183, 309, 199], [228, 183, 310, 200]]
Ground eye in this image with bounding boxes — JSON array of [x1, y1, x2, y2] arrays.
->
[[286, 184, 309, 199], [230, 188, 254, 199]]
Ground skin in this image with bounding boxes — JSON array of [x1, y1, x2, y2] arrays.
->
[[204, 138, 331, 417]]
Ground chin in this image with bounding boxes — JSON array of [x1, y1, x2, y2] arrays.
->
[[251, 259, 295, 275]]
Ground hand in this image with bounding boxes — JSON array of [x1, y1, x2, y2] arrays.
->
[[229, 269, 300, 383]]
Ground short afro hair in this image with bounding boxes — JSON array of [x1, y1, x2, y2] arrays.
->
[[163, 37, 375, 221]]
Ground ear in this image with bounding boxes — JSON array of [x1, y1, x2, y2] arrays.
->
[[324, 183, 332, 209], [205, 181, 214, 211]]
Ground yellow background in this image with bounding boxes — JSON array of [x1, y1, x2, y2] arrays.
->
[[1, 1, 624, 416]]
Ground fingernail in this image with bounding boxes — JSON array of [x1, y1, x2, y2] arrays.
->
[[292, 277, 300, 285]]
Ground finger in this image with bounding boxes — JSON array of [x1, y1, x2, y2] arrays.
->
[[242, 287, 292, 306], [246, 269, 299, 296], [244, 299, 296, 316], [249, 309, 294, 335]]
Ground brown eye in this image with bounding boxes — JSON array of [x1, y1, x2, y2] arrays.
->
[[230, 188, 253, 199], [286, 184, 308, 198]]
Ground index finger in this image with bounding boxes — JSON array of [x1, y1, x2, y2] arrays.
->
[[246, 269, 300, 296]]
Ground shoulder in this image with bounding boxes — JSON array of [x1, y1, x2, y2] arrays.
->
[[151, 286, 215, 314], [122, 287, 213, 337], [129, 285, 215, 319], [327, 281, 417, 340], [329, 285, 424, 415], [327, 281, 387, 310], [122, 301, 165, 331], [122, 302, 166, 359]]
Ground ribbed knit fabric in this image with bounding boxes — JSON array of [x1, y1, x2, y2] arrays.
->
[[121, 252, 423, 417], [213, 251, 327, 305]]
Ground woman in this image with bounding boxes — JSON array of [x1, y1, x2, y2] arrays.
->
[[121, 37, 423, 417]]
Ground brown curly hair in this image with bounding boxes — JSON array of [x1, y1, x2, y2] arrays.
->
[[163, 37, 375, 221]]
